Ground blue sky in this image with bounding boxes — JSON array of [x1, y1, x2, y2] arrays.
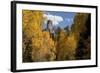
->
[[43, 11, 76, 29]]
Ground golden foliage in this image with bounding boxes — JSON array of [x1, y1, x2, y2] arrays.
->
[[31, 31, 56, 61], [57, 30, 77, 60], [22, 10, 56, 62], [22, 11, 91, 62]]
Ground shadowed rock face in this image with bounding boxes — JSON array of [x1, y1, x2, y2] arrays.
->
[[72, 13, 91, 59]]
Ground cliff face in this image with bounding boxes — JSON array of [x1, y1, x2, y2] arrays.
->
[[71, 13, 91, 59]]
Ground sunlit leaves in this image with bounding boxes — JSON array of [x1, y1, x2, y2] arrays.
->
[[22, 10, 56, 62]]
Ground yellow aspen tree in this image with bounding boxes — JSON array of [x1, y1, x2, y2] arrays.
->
[[22, 10, 56, 62]]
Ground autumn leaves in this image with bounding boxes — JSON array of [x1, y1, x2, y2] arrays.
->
[[22, 10, 91, 62], [22, 10, 56, 62]]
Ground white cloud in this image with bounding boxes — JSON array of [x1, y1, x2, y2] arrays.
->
[[65, 18, 73, 22], [43, 13, 63, 25]]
